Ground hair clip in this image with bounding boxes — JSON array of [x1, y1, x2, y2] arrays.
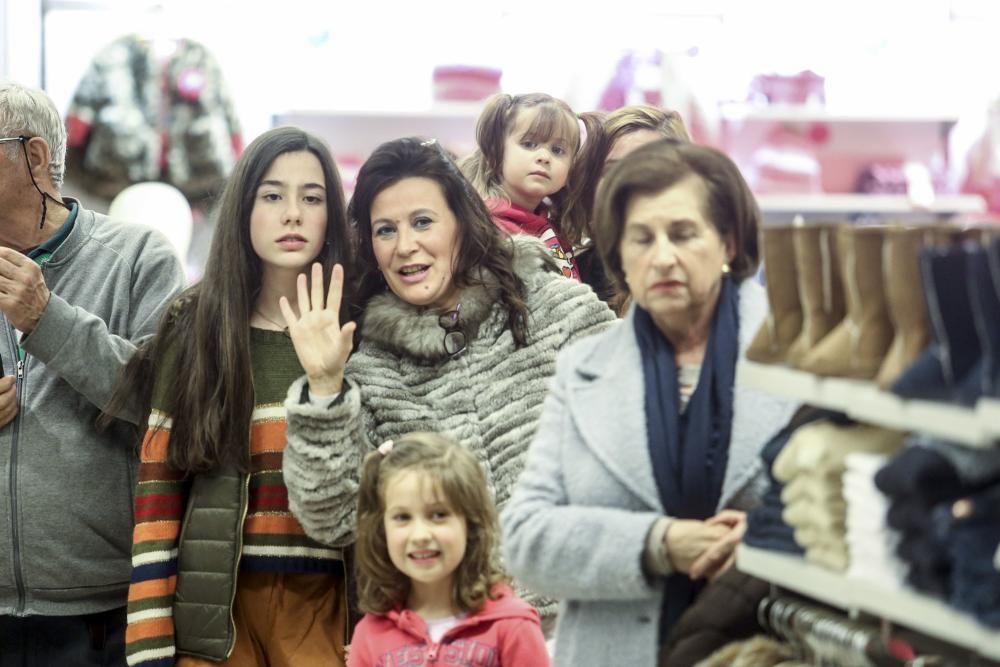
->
[[377, 440, 394, 456], [420, 138, 438, 147]]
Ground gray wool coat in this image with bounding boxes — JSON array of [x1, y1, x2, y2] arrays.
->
[[501, 279, 799, 667]]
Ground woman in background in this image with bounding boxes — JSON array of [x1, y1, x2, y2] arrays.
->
[[578, 105, 692, 310]]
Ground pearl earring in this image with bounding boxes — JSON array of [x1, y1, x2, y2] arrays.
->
[[722, 263, 731, 274]]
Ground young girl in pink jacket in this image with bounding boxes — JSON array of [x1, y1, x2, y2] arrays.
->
[[347, 433, 549, 666]]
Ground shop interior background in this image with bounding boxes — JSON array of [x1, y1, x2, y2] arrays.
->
[[6, 0, 997, 150], [3, 0, 999, 274]]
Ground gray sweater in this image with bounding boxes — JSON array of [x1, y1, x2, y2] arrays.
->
[[283, 237, 616, 549], [0, 202, 185, 616]]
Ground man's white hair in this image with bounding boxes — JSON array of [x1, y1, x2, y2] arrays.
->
[[0, 81, 67, 188]]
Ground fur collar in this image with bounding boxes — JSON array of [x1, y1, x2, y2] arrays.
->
[[360, 235, 555, 362]]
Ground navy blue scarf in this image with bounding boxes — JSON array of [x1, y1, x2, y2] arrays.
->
[[633, 275, 739, 644]]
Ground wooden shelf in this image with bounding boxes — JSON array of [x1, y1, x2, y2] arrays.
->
[[737, 545, 1000, 660], [736, 361, 1000, 447]]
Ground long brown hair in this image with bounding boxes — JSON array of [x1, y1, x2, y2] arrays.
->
[[349, 137, 531, 347], [355, 432, 509, 615], [103, 127, 355, 472], [460, 93, 596, 248]]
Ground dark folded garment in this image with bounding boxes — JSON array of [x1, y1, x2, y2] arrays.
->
[[948, 486, 1000, 627], [951, 557, 1000, 627], [875, 446, 965, 503], [894, 503, 952, 598], [745, 492, 804, 555]]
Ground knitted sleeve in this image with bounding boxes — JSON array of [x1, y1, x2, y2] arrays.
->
[[528, 270, 617, 348], [124, 343, 187, 667], [124, 408, 187, 667], [282, 376, 372, 547]]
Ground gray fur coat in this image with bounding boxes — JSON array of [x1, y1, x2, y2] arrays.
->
[[501, 279, 799, 667], [282, 235, 616, 548]]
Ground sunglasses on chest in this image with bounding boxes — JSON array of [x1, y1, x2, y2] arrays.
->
[[438, 303, 466, 359]]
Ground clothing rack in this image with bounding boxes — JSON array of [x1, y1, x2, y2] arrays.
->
[[757, 595, 966, 666]]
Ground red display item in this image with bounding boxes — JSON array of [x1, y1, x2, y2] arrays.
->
[[748, 70, 826, 105], [432, 65, 502, 102]]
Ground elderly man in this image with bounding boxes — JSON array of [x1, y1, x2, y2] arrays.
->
[[0, 82, 185, 665]]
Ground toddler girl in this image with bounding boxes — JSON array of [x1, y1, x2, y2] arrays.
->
[[462, 92, 592, 281], [347, 433, 549, 666]]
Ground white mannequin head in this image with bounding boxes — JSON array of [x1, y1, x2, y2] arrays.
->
[[108, 182, 193, 266]]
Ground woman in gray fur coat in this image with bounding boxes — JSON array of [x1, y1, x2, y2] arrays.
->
[[276, 137, 616, 621], [502, 140, 799, 666]]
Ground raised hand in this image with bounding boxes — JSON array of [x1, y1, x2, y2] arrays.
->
[[279, 263, 356, 396]]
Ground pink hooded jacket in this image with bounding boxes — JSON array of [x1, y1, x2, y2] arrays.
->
[[347, 584, 549, 666]]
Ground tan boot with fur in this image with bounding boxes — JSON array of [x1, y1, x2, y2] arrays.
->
[[875, 226, 931, 389], [786, 224, 845, 367], [746, 226, 802, 363], [799, 225, 894, 378]]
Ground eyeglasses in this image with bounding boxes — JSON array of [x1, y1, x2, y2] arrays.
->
[[1, 135, 71, 229], [438, 303, 466, 359]]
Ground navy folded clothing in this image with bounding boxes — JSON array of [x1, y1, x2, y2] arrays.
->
[[920, 435, 1000, 488], [952, 556, 1000, 627], [898, 532, 951, 598], [875, 446, 965, 503], [745, 492, 805, 555], [948, 485, 1000, 626], [742, 407, 839, 557], [886, 497, 945, 533]]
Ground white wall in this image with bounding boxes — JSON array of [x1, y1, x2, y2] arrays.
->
[[29, 0, 1000, 150], [2, 0, 42, 86], [0, 0, 6, 80]]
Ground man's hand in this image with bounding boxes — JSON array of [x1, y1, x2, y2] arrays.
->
[[0, 376, 17, 427], [0, 248, 49, 333]]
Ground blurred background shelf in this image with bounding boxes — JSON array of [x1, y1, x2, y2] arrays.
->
[[273, 106, 484, 160], [719, 103, 961, 126], [755, 193, 985, 215]]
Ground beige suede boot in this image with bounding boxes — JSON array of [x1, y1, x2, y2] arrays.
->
[[875, 226, 932, 389], [746, 225, 802, 363], [799, 225, 894, 378], [787, 224, 845, 367]]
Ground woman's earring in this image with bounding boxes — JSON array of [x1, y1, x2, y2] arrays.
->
[[722, 262, 731, 274]]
